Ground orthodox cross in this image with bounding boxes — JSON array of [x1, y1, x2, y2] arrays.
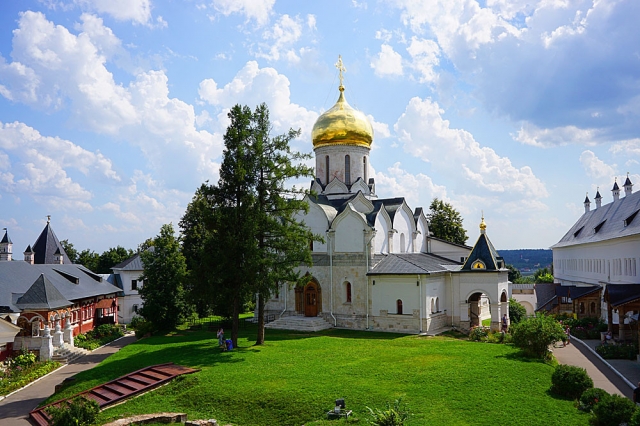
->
[[47, 215, 51, 223], [335, 55, 346, 87]]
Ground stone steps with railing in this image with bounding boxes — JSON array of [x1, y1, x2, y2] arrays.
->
[[265, 316, 333, 332]]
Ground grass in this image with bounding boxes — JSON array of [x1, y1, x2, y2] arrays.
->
[[482, 318, 491, 327], [47, 325, 588, 426]]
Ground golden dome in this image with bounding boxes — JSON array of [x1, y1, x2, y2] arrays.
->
[[312, 85, 374, 149], [479, 215, 487, 233]]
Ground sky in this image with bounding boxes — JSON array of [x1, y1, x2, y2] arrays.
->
[[1, 0, 640, 255]]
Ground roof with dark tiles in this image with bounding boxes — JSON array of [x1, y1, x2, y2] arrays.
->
[[461, 231, 503, 272], [368, 253, 461, 275], [32, 222, 71, 264], [1, 230, 11, 244], [15, 273, 71, 310], [605, 283, 640, 307]]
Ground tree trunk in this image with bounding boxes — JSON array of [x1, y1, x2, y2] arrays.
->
[[256, 293, 265, 345], [232, 292, 240, 348]]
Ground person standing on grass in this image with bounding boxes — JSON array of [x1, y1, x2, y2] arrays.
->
[[502, 314, 508, 333], [217, 327, 224, 347]]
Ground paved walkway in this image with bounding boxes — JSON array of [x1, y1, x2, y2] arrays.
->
[[0, 334, 137, 426], [553, 337, 637, 399]]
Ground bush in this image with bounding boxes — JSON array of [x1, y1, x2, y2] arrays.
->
[[511, 313, 566, 359], [596, 342, 639, 360], [509, 298, 527, 324], [133, 318, 156, 338], [590, 394, 636, 426], [47, 396, 100, 426], [629, 407, 640, 426], [0, 361, 60, 396], [74, 324, 125, 350], [11, 349, 37, 368], [579, 388, 609, 412], [551, 365, 593, 399], [469, 326, 489, 342], [366, 399, 410, 426], [486, 330, 513, 344]]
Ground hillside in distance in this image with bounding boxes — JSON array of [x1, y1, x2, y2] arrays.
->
[[498, 249, 553, 271]]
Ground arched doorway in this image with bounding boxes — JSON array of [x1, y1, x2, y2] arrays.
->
[[295, 278, 322, 317], [468, 292, 491, 328], [305, 283, 318, 317]]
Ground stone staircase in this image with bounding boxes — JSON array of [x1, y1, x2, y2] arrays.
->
[[265, 315, 333, 332], [52, 345, 91, 363]]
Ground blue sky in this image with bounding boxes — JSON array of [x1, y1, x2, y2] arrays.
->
[[1, 0, 639, 254]]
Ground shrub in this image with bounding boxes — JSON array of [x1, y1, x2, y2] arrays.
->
[[133, 318, 156, 338], [579, 388, 609, 412], [590, 394, 636, 426], [509, 298, 527, 324], [0, 361, 60, 397], [11, 349, 37, 368], [596, 342, 638, 360], [366, 399, 410, 426], [551, 365, 593, 399], [511, 313, 566, 359], [47, 396, 100, 426], [469, 326, 489, 342], [486, 330, 513, 344], [629, 407, 640, 426]]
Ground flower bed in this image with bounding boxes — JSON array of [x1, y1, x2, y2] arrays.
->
[[74, 324, 125, 351], [0, 351, 60, 396], [596, 342, 638, 360]]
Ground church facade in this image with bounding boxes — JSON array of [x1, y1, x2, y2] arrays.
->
[[264, 59, 509, 334]]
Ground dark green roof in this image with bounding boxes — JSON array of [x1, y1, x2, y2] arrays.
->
[[461, 232, 504, 272]]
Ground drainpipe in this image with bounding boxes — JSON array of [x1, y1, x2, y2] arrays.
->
[[418, 274, 422, 333], [328, 230, 337, 326], [279, 282, 287, 319], [365, 229, 376, 330]]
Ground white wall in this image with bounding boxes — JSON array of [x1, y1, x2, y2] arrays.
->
[[374, 213, 389, 254], [315, 145, 370, 187], [295, 205, 329, 253], [334, 212, 366, 253], [392, 207, 413, 254], [430, 239, 470, 262], [371, 277, 420, 315]]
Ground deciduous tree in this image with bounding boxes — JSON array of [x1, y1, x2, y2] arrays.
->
[[427, 198, 468, 245]]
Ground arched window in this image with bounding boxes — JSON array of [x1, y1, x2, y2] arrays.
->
[[345, 155, 351, 185], [501, 292, 507, 303], [325, 156, 330, 184], [400, 233, 406, 253], [397, 299, 403, 315], [363, 156, 367, 183], [435, 297, 439, 313], [346, 282, 352, 303]]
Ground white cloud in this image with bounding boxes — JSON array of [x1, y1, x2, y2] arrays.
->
[[198, 61, 318, 140], [394, 97, 548, 198], [211, 0, 275, 26], [374, 162, 448, 208], [513, 123, 598, 147], [371, 44, 403, 77], [579, 150, 616, 179], [256, 14, 304, 63], [367, 115, 390, 140], [406, 36, 440, 83], [74, 0, 152, 25]]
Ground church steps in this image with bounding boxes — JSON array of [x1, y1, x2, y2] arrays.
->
[[52, 346, 91, 363], [265, 316, 333, 332]]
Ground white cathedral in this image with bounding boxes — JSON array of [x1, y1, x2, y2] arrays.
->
[[264, 58, 510, 333]]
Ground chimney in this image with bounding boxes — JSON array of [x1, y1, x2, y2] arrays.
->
[[594, 188, 602, 209], [584, 193, 591, 213], [612, 178, 620, 202], [624, 173, 633, 197]]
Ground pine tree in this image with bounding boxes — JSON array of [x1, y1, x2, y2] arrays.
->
[[427, 198, 468, 245]]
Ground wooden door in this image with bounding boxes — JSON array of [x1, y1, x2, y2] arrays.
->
[[304, 283, 318, 317]]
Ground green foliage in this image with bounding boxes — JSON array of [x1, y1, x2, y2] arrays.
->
[[74, 324, 124, 350], [551, 365, 593, 399], [596, 342, 639, 360], [487, 330, 513, 344], [96, 246, 135, 274], [140, 224, 190, 331], [498, 249, 553, 271], [590, 394, 636, 426], [513, 275, 535, 284], [59, 239, 78, 264], [579, 388, 609, 412], [367, 399, 410, 426], [509, 298, 527, 324], [534, 267, 554, 283], [0, 360, 60, 396], [469, 326, 489, 342], [511, 313, 566, 359], [77, 249, 100, 272], [506, 264, 521, 282], [11, 349, 37, 368], [630, 407, 640, 426], [47, 396, 100, 426], [427, 198, 468, 245], [560, 316, 608, 339], [133, 318, 156, 338]]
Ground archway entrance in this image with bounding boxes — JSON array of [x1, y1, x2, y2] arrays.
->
[[468, 292, 491, 328], [304, 283, 318, 317], [295, 279, 322, 317]]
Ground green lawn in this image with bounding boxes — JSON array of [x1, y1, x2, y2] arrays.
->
[[48, 326, 587, 426]]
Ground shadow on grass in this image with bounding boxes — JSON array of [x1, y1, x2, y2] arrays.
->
[[263, 327, 408, 342]]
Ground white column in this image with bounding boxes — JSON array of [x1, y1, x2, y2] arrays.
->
[[53, 320, 64, 347], [40, 325, 53, 361], [63, 318, 74, 347]]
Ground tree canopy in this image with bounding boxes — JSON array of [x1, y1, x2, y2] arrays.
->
[[427, 198, 468, 245], [139, 224, 190, 331]]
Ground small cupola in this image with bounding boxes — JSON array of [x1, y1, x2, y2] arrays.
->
[[54, 247, 64, 265], [0, 228, 12, 261], [584, 193, 591, 213], [612, 178, 620, 202], [594, 188, 602, 209], [624, 173, 633, 197], [24, 245, 34, 264]]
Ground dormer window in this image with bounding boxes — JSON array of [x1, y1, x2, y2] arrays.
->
[[624, 210, 640, 227], [573, 226, 584, 238], [594, 220, 606, 233]]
